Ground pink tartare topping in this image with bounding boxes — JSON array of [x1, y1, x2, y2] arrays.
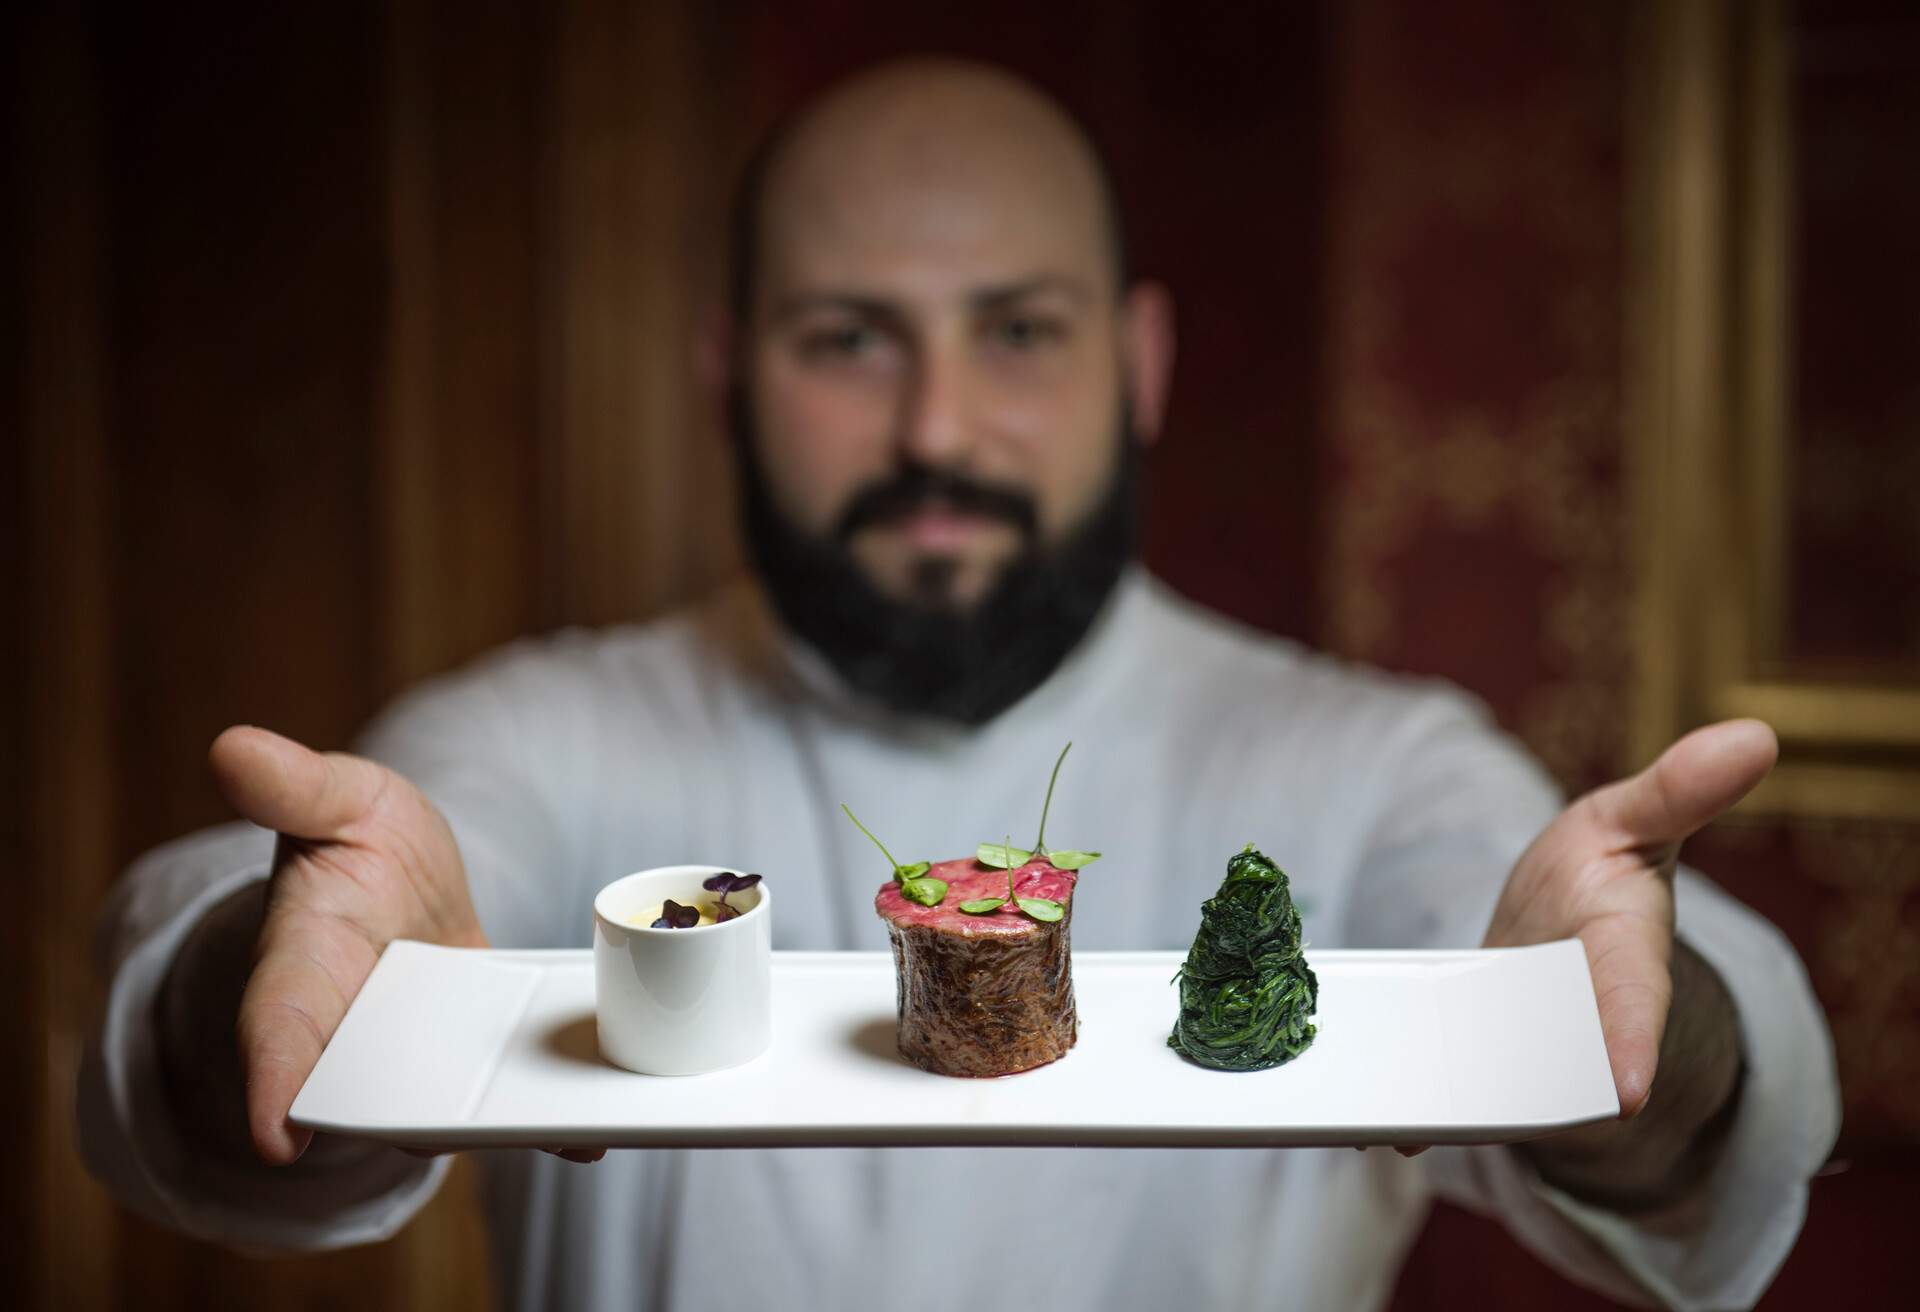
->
[[873, 855, 1077, 936]]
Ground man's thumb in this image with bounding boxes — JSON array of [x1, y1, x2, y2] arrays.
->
[[1596, 718, 1779, 848], [208, 725, 387, 841]]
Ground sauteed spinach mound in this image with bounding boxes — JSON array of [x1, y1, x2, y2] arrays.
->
[[1168, 845, 1318, 1071]]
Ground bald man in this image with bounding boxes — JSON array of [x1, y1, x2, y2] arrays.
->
[[80, 60, 1835, 1311]]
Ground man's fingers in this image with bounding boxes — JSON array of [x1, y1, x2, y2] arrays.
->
[[236, 1003, 318, 1165], [210, 725, 389, 841], [545, 1147, 608, 1164], [1590, 719, 1777, 850], [235, 931, 366, 1166], [1582, 919, 1674, 1118]]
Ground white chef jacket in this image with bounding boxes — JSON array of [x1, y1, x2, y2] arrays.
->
[[78, 568, 1838, 1311]]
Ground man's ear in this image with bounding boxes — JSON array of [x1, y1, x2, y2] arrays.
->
[[1121, 280, 1176, 447]]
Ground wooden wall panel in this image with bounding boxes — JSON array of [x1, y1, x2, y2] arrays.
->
[[539, 0, 740, 629], [382, 0, 544, 693], [92, 5, 413, 1308], [101, 3, 385, 854], [380, 3, 552, 1306], [15, 0, 735, 1305], [0, 32, 32, 1279], [11, 2, 548, 1307], [13, 10, 117, 1307]]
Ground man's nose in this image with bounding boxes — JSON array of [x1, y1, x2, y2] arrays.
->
[[895, 345, 976, 468]]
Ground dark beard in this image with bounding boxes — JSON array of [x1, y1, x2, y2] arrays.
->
[[731, 392, 1139, 725]]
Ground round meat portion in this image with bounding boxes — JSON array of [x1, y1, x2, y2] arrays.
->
[[874, 856, 1079, 1077]]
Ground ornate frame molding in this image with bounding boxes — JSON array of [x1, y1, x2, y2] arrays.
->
[[1626, 0, 1920, 819]]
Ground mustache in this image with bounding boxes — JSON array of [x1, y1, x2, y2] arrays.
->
[[832, 465, 1040, 544]]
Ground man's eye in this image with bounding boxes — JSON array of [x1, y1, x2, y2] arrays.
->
[[801, 325, 880, 359], [986, 315, 1064, 351]]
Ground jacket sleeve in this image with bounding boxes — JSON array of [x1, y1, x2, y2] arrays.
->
[[1346, 690, 1839, 1309], [75, 634, 609, 1252], [74, 823, 451, 1252]]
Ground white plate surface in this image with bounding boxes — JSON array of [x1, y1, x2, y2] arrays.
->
[[291, 941, 1617, 1149]]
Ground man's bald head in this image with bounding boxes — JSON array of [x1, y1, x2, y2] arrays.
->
[[728, 59, 1128, 322], [722, 58, 1173, 724]]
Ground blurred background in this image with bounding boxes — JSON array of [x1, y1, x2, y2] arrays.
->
[[7, 0, 1916, 1307]]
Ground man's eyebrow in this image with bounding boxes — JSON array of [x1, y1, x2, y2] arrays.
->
[[770, 275, 1096, 323], [768, 293, 904, 325], [969, 275, 1095, 310]]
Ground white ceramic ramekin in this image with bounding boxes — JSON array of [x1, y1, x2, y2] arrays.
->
[[592, 864, 772, 1076]]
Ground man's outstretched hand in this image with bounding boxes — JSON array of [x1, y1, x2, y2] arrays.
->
[[1477, 718, 1777, 1205], [205, 726, 489, 1166]]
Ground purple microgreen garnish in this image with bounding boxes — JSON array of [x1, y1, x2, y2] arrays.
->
[[651, 898, 701, 930], [702, 871, 762, 895], [701, 871, 763, 922]]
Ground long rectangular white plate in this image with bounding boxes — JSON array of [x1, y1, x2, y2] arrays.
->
[[290, 941, 1616, 1149]]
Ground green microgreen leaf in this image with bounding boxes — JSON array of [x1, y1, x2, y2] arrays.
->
[[957, 841, 1069, 921], [842, 803, 902, 870], [842, 803, 938, 900], [1032, 741, 1072, 854], [976, 842, 1032, 869], [899, 877, 947, 907], [1010, 743, 1101, 872], [1016, 897, 1064, 922]]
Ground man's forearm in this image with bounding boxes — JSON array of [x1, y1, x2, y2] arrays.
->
[[1519, 939, 1746, 1214]]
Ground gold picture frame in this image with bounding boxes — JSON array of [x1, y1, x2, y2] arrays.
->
[[1626, 0, 1920, 820]]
